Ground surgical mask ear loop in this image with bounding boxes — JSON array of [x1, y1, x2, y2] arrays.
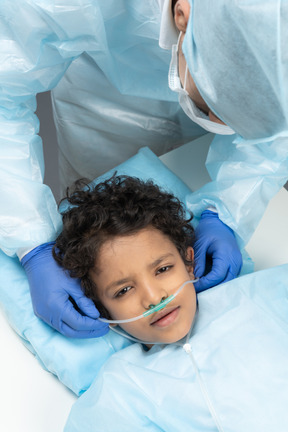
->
[[168, 32, 186, 94], [98, 279, 198, 324], [177, 32, 189, 95], [183, 64, 188, 93]]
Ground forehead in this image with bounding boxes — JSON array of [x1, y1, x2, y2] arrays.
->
[[96, 228, 178, 270]]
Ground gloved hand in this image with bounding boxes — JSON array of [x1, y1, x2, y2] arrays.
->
[[193, 210, 242, 292], [21, 242, 109, 338]]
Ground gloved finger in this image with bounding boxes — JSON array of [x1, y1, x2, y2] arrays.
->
[[193, 244, 208, 279], [219, 268, 239, 285], [230, 252, 243, 276], [194, 264, 229, 293], [61, 301, 109, 333], [193, 276, 212, 293], [71, 294, 100, 320], [193, 255, 207, 280], [60, 321, 110, 339]]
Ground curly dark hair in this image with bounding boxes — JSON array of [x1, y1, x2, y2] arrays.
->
[[53, 175, 195, 318]]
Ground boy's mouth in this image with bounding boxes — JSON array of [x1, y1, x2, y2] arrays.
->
[[150, 306, 180, 327]]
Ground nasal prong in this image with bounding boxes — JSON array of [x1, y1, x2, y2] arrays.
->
[[143, 294, 175, 317], [148, 296, 166, 310]]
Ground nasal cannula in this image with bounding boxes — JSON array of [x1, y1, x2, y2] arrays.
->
[[98, 279, 198, 324]]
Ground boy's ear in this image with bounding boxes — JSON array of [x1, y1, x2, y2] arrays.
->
[[174, 0, 190, 33], [185, 246, 195, 277]]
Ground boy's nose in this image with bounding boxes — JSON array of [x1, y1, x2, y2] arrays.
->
[[141, 283, 169, 310]]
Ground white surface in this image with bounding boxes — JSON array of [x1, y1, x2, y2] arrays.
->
[[0, 315, 76, 432], [246, 187, 288, 270], [0, 134, 287, 432]]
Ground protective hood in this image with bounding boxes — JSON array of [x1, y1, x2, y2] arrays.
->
[[182, 0, 288, 139]]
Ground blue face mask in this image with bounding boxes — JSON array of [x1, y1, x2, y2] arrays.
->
[[168, 33, 235, 136]]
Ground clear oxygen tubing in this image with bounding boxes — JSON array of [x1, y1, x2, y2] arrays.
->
[[98, 279, 198, 324], [108, 302, 198, 346]]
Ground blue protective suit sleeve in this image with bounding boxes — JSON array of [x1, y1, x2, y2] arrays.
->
[[0, 0, 100, 258], [186, 133, 288, 248], [182, 0, 288, 246]]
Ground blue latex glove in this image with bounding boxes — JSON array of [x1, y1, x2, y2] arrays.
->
[[193, 210, 242, 293], [21, 242, 109, 338]]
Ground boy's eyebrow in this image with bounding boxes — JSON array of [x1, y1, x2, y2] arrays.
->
[[148, 253, 175, 269], [105, 253, 175, 293], [105, 277, 132, 293]]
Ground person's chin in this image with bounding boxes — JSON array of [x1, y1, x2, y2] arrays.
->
[[153, 326, 192, 345], [149, 313, 194, 344]]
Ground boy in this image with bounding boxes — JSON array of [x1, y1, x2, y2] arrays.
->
[[53, 174, 198, 345], [55, 175, 288, 432]]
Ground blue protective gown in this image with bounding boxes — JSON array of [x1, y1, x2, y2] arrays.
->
[[0, 0, 203, 259], [0, 0, 287, 259], [64, 264, 288, 432], [182, 0, 288, 245]]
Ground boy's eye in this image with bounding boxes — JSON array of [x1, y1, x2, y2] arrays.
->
[[115, 286, 132, 298], [156, 265, 172, 275]]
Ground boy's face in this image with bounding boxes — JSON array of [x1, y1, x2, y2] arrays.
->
[[90, 227, 197, 344]]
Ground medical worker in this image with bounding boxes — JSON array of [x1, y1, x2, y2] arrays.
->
[[0, 0, 286, 339], [160, 0, 288, 237]]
